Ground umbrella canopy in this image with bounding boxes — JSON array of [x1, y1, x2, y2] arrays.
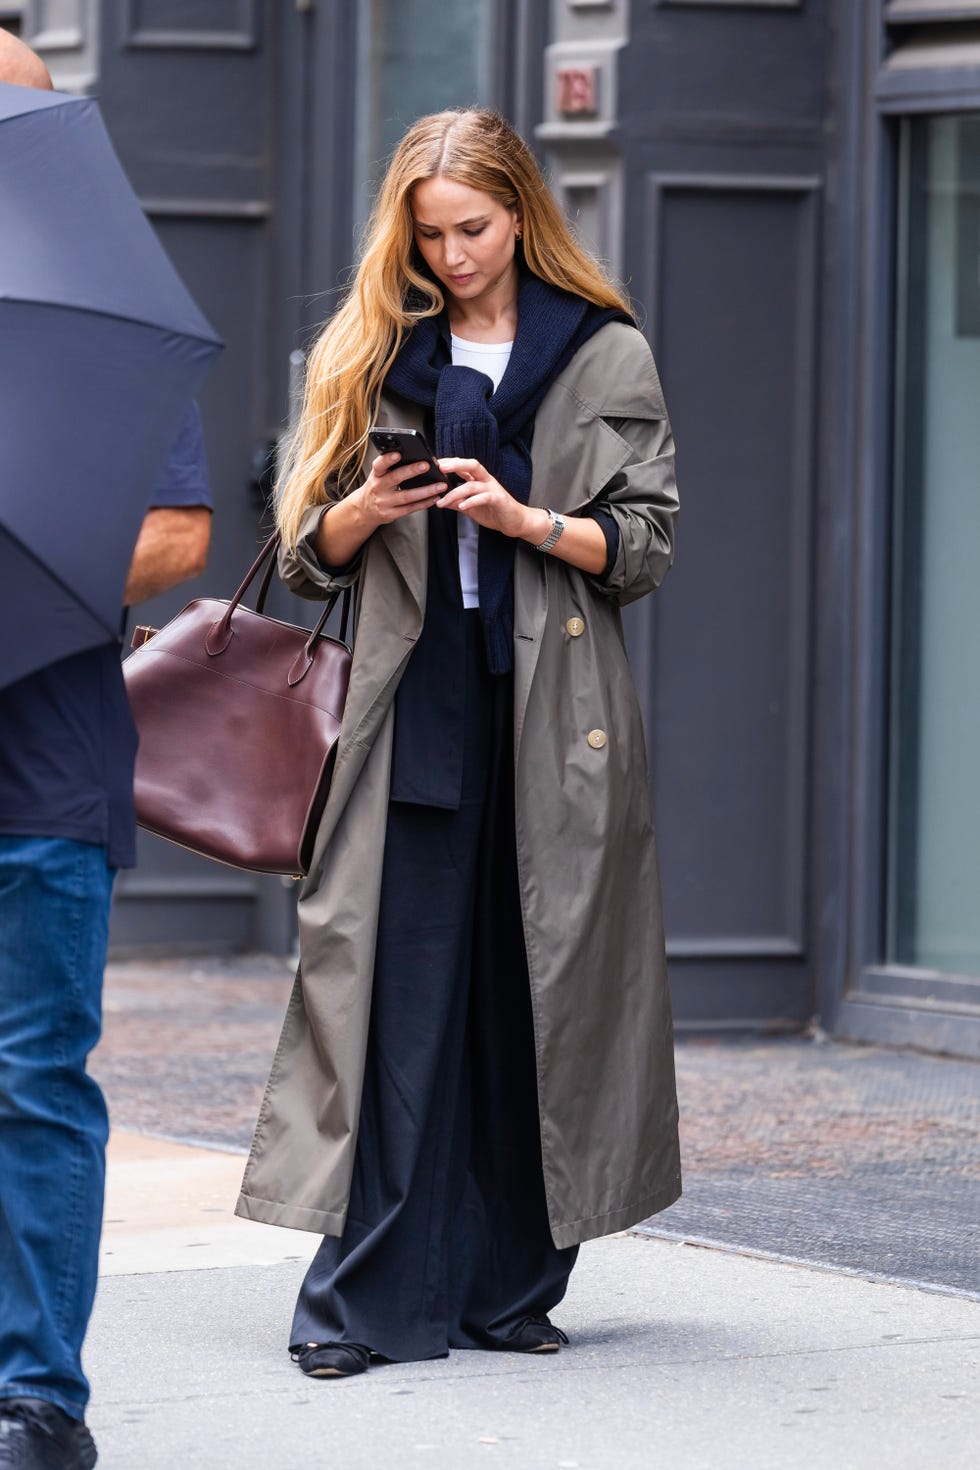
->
[[0, 82, 222, 688]]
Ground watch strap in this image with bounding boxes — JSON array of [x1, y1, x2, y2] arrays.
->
[[533, 509, 565, 553]]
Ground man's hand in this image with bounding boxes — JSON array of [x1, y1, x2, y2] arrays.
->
[[124, 507, 211, 606]]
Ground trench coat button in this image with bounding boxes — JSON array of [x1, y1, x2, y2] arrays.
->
[[587, 728, 607, 750], [565, 616, 585, 638]]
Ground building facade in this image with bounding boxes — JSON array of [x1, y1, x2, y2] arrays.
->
[[11, 0, 980, 1057]]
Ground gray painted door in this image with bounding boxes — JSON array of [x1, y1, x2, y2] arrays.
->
[[617, 1, 827, 1028], [104, 1, 289, 953]]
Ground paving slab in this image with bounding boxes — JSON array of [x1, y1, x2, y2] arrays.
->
[[101, 1130, 314, 1277]]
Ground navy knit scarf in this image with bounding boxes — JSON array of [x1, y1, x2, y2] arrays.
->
[[385, 273, 632, 673]]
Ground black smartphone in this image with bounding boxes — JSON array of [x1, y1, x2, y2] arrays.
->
[[368, 427, 462, 491]]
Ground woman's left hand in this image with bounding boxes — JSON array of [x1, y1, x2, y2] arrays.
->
[[435, 458, 538, 541]]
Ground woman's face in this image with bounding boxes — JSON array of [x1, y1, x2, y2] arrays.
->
[[411, 176, 521, 308]]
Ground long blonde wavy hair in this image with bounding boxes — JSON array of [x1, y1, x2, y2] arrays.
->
[[277, 107, 632, 548]]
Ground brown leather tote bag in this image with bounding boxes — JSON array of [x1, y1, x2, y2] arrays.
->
[[123, 533, 353, 877]]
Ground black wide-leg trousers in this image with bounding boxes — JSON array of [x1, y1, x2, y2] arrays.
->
[[291, 616, 578, 1362]]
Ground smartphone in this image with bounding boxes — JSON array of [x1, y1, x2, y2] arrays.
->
[[368, 427, 462, 491]]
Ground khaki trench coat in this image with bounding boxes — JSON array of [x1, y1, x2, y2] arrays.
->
[[235, 321, 682, 1249]]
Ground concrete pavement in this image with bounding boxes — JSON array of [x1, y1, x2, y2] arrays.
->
[[85, 1131, 980, 1470], [100, 1132, 310, 1277]]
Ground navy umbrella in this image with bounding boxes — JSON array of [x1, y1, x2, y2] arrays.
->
[[0, 81, 222, 688]]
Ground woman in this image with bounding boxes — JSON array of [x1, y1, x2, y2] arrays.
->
[[235, 108, 681, 1377]]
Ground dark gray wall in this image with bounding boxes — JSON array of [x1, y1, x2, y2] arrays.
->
[[19, 1, 980, 1054], [106, 2, 291, 953], [21, 0, 548, 957], [23, 0, 290, 951]]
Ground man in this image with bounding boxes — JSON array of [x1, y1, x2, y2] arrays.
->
[[0, 31, 214, 1469]]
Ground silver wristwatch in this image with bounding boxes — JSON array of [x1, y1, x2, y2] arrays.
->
[[533, 508, 566, 553]]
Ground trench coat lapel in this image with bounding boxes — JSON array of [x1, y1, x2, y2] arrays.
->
[[529, 382, 634, 517], [370, 393, 428, 616], [299, 506, 426, 892], [378, 501, 426, 617]]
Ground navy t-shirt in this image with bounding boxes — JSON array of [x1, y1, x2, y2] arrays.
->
[[0, 403, 213, 868]]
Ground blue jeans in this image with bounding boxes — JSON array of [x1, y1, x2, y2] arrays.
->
[[0, 837, 115, 1421]]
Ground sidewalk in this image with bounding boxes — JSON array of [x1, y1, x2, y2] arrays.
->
[[88, 1130, 979, 1470], [95, 955, 980, 1294], [100, 1131, 310, 1277], [84, 958, 980, 1467]]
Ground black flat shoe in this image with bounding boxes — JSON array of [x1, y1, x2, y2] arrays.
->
[[290, 1342, 372, 1378], [0, 1397, 97, 1469], [501, 1315, 570, 1354]]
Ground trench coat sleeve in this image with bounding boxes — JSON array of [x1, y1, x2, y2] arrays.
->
[[278, 502, 363, 601], [588, 410, 678, 607]]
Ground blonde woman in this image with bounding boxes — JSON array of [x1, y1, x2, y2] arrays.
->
[[236, 108, 682, 1377]]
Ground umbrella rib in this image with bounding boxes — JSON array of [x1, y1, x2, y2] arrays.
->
[[0, 294, 220, 348], [2, 526, 120, 642]]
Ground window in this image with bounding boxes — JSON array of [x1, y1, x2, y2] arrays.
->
[[354, 0, 493, 231], [887, 113, 980, 975]]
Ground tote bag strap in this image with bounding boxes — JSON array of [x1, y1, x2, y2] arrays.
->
[[206, 532, 355, 662]]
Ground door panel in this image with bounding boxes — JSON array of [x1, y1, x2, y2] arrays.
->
[[620, 2, 826, 1025]]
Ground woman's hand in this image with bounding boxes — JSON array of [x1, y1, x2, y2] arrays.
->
[[352, 452, 445, 526], [434, 457, 542, 541], [435, 455, 609, 575], [313, 453, 443, 569]]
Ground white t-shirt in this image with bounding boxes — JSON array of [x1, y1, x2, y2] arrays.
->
[[450, 334, 514, 609]]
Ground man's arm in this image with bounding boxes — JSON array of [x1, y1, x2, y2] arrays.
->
[[124, 400, 214, 606], [124, 506, 211, 606]]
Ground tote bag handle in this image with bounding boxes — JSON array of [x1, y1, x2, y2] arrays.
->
[[205, 533, 354, 675]]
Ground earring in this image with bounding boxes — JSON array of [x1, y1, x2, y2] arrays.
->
[[516, 228, 523, 240]]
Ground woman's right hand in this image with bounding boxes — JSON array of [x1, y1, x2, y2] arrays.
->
[[352, 452, 446, 527], [314, 453, 444, 568]]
